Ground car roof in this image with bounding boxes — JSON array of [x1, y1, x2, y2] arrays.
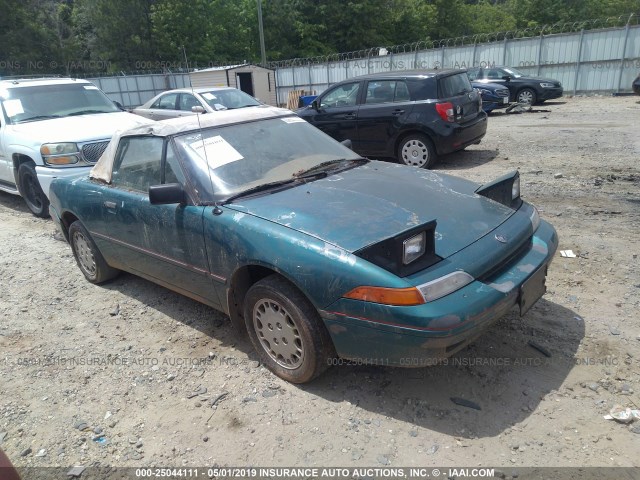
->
[[124, 105, 292, 138], [156, 87, 240, 95], [349, 69, 464, 81]]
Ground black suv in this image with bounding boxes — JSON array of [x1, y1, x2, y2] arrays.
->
[[296, 70, 487, 169], [466, 66, 563, 105]]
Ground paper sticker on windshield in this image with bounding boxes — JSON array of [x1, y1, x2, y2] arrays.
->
[[281, 117, 305, 123], [3, 99, 24, 117], [202, 93, 217, 100], [83, 86, 99, 90], [190, 136, 243, 168]]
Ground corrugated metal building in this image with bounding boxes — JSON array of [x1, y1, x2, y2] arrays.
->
[[190, 64, 277, 106]]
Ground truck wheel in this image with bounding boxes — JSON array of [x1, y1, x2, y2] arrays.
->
[[18, 163, 50, 218]]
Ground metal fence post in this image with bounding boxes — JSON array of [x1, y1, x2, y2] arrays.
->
[[308, 63, 312, 93], [502, 37, 507, 65], [472, 40, 477, 67], [441, 44, 445, 68], [537, 34, 544, 76], [573, 29, 585, 96], [617, 18, 633, 93]]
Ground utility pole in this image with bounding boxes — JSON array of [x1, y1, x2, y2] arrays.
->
[[257, 0, 267, 66]]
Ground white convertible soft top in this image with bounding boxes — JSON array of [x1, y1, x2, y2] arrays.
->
[[90, 105, 294, 183]]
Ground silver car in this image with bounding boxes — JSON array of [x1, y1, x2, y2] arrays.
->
[[132, 87, 261, 120]]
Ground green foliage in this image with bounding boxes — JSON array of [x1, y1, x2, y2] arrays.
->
[[0, 0, 638, 75]]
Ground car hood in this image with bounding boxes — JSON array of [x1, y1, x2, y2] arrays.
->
[[7, 112, 153, 145], [228, 162, 516, 258], [516, 76, 560, 84]]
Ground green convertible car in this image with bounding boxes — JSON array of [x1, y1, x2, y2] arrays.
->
[[47, 105, 558, 383]]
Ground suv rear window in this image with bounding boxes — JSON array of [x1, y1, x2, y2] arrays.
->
[[438, 73, 473, 99], [405, 78, 437, 101]]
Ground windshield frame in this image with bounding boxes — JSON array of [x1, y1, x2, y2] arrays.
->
[[172, 115, 362, 204], [503, 67, 525, 78]]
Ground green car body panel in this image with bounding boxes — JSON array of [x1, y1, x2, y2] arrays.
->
[[48, 129, 557, 367]]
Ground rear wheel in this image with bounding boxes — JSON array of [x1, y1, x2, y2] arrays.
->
[[517, 88, 537, 105], [18, 163, 49, 218], [69, 221, 119, 284], [397, 134, 436, 169], [244, 275, 334, 383]]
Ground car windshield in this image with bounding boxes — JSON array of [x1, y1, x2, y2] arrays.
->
[[0, 83, 120, 124], [503, 67, 525, 78], [174, 116, 361, 202], [199, 89, 261, 111]]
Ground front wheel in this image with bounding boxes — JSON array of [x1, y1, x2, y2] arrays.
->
[[397, 134, 436, 168], [69, 221, 119, 284], [18, 163, 50, 218], [244, 275, 334, 383], [516, 88, 537, 105]]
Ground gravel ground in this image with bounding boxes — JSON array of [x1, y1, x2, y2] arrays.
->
[[0, 96, 639, 475]]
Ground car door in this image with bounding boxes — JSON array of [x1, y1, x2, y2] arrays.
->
[[144, 92, 180, 120], [306, 81, 361, 147], [356, 80, 413, 157], [98, 135, 219, 306]]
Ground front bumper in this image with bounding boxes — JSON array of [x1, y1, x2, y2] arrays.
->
[[35, 165, 92, 200], [321, 220, 558, 366], [538, 87, 563, 101]]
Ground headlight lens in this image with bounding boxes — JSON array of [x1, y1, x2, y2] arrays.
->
[[540, 82, 555, 88], [41, 143, 80, 165], [512, 175, 520, 200], [403, 232, 426, 265], [530, 206, 540, 232], [418, 271, 474, 302]]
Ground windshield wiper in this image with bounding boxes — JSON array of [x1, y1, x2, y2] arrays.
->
[[219, 169, 334, 205], [293, 157, 368, 178], [16, 115, 61, 123], [219, 178, 301, 205], [67, 109, 114, 116]]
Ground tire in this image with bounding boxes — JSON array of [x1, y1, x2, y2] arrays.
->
[[68, 221, 119, 284], [517, 88, 537, 105], [18, 162, 50, 218], [397, 134, 436, 169], [244, 275, 334, 383]]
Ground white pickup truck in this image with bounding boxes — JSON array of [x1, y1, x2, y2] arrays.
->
[[0, 77, 152, 217]]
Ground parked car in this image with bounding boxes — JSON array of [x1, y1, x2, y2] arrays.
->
[[472, 81, 511, 112], [633, 73, 640, 95], [49, 105, 557, 383], [0, 77, 153, 217], [466, 66, 563, 105], [132, 87, 261, 120], [296, 69, 487, 169]]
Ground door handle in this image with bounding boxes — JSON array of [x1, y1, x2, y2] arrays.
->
[[344, 113, 356, 119], [103, 201, 117, 209], [392, 109, 405, 116]]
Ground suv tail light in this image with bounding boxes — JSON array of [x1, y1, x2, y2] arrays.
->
[[436, 102, 454, 122]]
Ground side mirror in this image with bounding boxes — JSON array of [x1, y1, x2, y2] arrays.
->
[[149, 183, 185, 205], [113, 100, 124, 110], [340, 139, 353, 149], [502, 75, 511, 82], [192, 105, 206, 113], [311, 99, 320, 111]]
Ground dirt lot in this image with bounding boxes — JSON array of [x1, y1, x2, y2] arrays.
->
[[1, 96, 639, 474]]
